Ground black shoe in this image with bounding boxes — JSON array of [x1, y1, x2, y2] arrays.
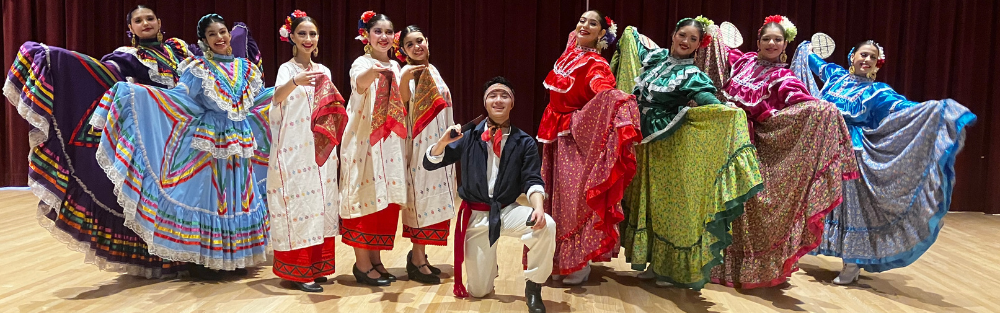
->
[[407, 251, 441, 285], [314, 276, 328, 283], [372, 263, 397, 282], [424, 255, 441, 275], [353, 264, 391, 286], [525, 280, 546, 313], [189, 264, 223, 281], [293, 281, 324, 292], [232, 268, 249, 276]]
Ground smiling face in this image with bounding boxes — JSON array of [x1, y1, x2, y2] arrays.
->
[[366, 20, 394, 54], [203, 22, 231, 55], [851, 44, 880, 77], [128, 8, 161, 40], [670, 25, 701, 58], [757, 25, 787, 62], [292, 21, 319, 56], [402, 31, 428, 62], [575, 11, 606, 48], [484, 89, 513, 123]]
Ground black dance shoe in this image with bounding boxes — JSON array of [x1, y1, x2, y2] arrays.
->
[[406, 251, 442, 285], [424, 255, 442, 275], [372, 263, 397, 282], [293, 281, 324, 292], [353, 264, 391, 286]]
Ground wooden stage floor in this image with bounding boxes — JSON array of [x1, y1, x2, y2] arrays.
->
[[1, 190, 997, 312]]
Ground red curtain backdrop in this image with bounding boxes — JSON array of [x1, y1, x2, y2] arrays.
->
[[2, 0, 997, 214]]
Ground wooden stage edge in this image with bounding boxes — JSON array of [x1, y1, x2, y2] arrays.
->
[[1, 190, 997, 312]]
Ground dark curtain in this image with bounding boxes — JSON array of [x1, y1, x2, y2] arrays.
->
[[3, 0, 997, 214]]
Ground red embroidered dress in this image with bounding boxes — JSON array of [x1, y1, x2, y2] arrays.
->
[[536, 32, 641, 275]]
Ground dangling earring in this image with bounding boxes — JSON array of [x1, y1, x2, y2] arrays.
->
[[157, 32, 163, 43], [780, 51, 787, 63], [867, 69, 877, 80], [849, 65, 856, 75], [131, 34, 137, 47], [312, 46, 318, 57], [364, 44, 373, 55], [226, 46, 233, 56], [292, 45, 298, 57]]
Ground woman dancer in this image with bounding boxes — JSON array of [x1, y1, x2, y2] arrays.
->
[[614, 17, 763, 289], [708, 15, 858, 289], [4, 5, 258, 278], [537, 10, 641, 285], [267, 10, 349, 292], [90, 13, 273, 278], [791, 39, 976, 284], [340, 11, 405, 286], [394, 25, 457, 285]]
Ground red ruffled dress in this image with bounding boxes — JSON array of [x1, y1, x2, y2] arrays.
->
[[535, 34, 641, 275]]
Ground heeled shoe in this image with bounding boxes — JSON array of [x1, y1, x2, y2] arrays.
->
[[293, 281, 324, 292], [372, 263, 397, 282], [314, 276, 328, 283], [562, 264, 591, 285], [424, 255, 441, 275], [353, 264, 391, 286], [407, 251, 442, 285], [833, 263, 861, 285]]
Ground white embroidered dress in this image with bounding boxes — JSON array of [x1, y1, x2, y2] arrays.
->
[[402, 64, 457, 228], [266, 61, 340, 251], [340, 55, 408, 219]]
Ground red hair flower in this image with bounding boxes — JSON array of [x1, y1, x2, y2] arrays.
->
[[701, 33, 712, 48], [361, 11, 376, 25], [358, 28, 368, 44], [357, 10, 378, 44], [763, 15, 783, 25], [279, 10, 308, 44], [605, 16, 614, 27], [393, 31, 407, 62]]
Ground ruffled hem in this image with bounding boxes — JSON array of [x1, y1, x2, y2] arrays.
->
[[35, 201, 180, 278], [549, 90, 640, 275], [716, 152, 849, 289], [95, 85, 269, 270], [97, 145, 269, 270], [814, 101, 977, 272], [651, 144, 763, 290]]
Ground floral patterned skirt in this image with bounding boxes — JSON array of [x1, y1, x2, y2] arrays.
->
[[710, 100, 859, 288], [622, 104, 762, 289]]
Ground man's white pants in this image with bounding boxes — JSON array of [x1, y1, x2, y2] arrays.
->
[[464, 204, 556, 298]]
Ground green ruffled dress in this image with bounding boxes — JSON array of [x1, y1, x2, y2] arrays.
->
[[613, 26, 764, 289]]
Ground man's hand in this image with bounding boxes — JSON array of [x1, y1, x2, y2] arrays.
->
[[529, 208, 546, 230]]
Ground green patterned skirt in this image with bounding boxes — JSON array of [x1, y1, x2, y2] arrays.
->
[[622, 104, 763, 290]]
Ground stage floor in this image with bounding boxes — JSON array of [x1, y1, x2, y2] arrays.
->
[[1, 190, 997, 312]]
